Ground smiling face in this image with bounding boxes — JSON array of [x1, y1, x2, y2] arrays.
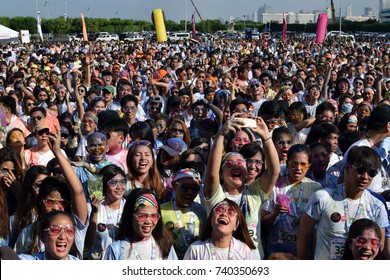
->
[[231, 130, 251, 152], [246, 152, 263, 183], [43, 214, 75, 260], [132, 205, 159, 241], [350, 229, 381, 260], [131, 145, 154, 176], [221, 154, 247, 193], [211, 201, 238, 238], [173, 177, 200, 208], [87, 136, 108, 163]]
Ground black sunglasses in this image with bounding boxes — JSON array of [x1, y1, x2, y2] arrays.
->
[[350, 164, 378, 178], [37, 128, 50, 136]]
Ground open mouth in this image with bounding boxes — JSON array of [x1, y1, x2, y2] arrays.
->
[[217, 217, 229, 225]]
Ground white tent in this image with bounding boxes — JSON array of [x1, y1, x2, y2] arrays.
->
[[0, 25, 19, 40]]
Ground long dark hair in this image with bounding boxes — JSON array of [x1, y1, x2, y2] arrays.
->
[[342, 218, 383, 260], [200, 199, 256, 250], [116, 189, 173, 259], [39, 210, 81, 259], [13, 165, 49, 244]]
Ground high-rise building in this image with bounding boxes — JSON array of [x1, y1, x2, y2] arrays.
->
[[346, 4, 352, 17], [380, 0, 390, 22]]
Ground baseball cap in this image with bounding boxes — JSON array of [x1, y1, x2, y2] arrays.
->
[[149, 95, 164, 105], [102, 85, 115, 94], [160, 138, 187, 157], [172, 168, 201, 183]]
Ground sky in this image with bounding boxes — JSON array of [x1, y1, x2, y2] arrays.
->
[[0, 0, 380, 22]]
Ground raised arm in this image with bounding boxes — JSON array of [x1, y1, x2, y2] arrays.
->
[[48, 132, 88, 224], [203, 118, 242, 199], [250, 117, 280, 195]]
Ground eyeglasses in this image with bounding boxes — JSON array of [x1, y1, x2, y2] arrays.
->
[[44, 224, 75, 237], [246, 158, 263, 166], [171, 128, 184, 134], [82, 119, 95, 125], [264, 119, 280, 126], [357, 107, 370, 114], [365, 77, 374, 81], [133, 212, 161, 222], [0, 167, 14, 174], [350, 164, 378, 178], [233, 137, 251, 144], [353, 236, 381, 249], [87, 145, 106, 154], [194, 146, 209, 153], [222, 158, 246, 168], [213, 202, 237, 218], [129, 140, 152, 147], [42, 198, 69, 208], [107, 178, 126, 187], [9, 132, 24, 141], [123, 106, 137, 112], [193, 107, 206, 113], [233, 109, 248, 114], [31, 115, 44, 121], [288, 161, 310, 170], [354, 82, 363, 86], [179, 184, 200, 193], [36, 128, 50, 136], [27, 102, 35, 106], [276, 140, 292, 147], [250, 83, 261, 88]]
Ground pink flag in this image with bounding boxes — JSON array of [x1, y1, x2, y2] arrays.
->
[[81, 12, 88, 42], [282, 13, 287, 42], [192, 14, 196, 39], [315, 13, 328, 44]]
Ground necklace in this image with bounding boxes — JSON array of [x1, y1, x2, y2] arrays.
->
[[209, 238, 234, 260], [131, 238, 157, 260]]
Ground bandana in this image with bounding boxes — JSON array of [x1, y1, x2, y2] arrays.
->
[[134, 193, 158, 212]]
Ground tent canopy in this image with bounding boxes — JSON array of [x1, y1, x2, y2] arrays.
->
[[0, 25, 19, 40]]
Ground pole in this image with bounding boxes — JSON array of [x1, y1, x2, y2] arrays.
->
[[339, 0, 342, 32], [185, 0, 187, 32], [243, 15, 246, 31]]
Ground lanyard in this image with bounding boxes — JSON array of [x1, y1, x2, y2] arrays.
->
[[173, 200, 194, 247], [131, 239, 156, 260], [209, 238, 234, 260], [343, 187, 363, 232]]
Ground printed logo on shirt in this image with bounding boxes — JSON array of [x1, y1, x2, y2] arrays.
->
[[330, 212, 342, 223]]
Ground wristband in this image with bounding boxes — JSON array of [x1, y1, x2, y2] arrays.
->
[[262, 136, 271, 142]]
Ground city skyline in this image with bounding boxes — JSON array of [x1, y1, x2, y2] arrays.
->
[[0, 0, 379, 22]]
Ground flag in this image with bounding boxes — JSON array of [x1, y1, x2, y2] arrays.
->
[[282, 13, 287, 42], [191, 14, 196, 39], [37, 11, 43, 42], [81, 12, 88, 41], [315, 13, 328, 44]]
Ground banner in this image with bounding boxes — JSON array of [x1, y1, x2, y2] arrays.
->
[[81, 12, 88, 41], [20, 30, 30, 43], [191, 14, 196, 39], [315, 13, 328, 44], [37, 11, 43, 42], [282, 13, 287, 42]]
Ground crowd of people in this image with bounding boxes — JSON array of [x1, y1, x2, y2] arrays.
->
[[0, 32, 389, 261]]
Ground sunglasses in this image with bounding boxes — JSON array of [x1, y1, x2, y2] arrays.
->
[[107, 178, 126, 187], [9, 132, 24, 141], [233, 109, 248, 114], [61, 133, 69, 138], [193, 108, 207, 113], [123, 106, 137, 112], [354, 82, 363, 86], [357, 107, 370, 114], [179, 184, 200, 193], [276, 140, 292, 147], [288, 161, 310, 170], [222, 158, 246, 168], [133, 212, 161, 222], [246, 158, 263, 166], [42, 198, 69, 208], [0, 167, 14, 174], [350, 164, 378, 178], [353, 236, 381, 249], [250, 83, 261, 88], [135, 81, 143, 84], [198, 76, 205, 79], [194, 146, 209, 153], [36, 128, 50, 136], [171, 128, 184, 134], [129, 140, 152, 147], [27, 102, 35, 106], [213, 202, 237, 218], [82, 119, 95, 125], [31, 115, 44, 121], [233, 137, 251, 144], [365, 77, 374, 81], [87, 145, 106, 154], [44, 224, 75, 237], [264, 119, 280, 126]]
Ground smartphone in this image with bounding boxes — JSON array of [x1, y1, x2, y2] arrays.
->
[[235, 118, 257, 128]]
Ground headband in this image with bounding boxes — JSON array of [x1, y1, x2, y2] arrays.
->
[[134, 193, 158, 212]]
